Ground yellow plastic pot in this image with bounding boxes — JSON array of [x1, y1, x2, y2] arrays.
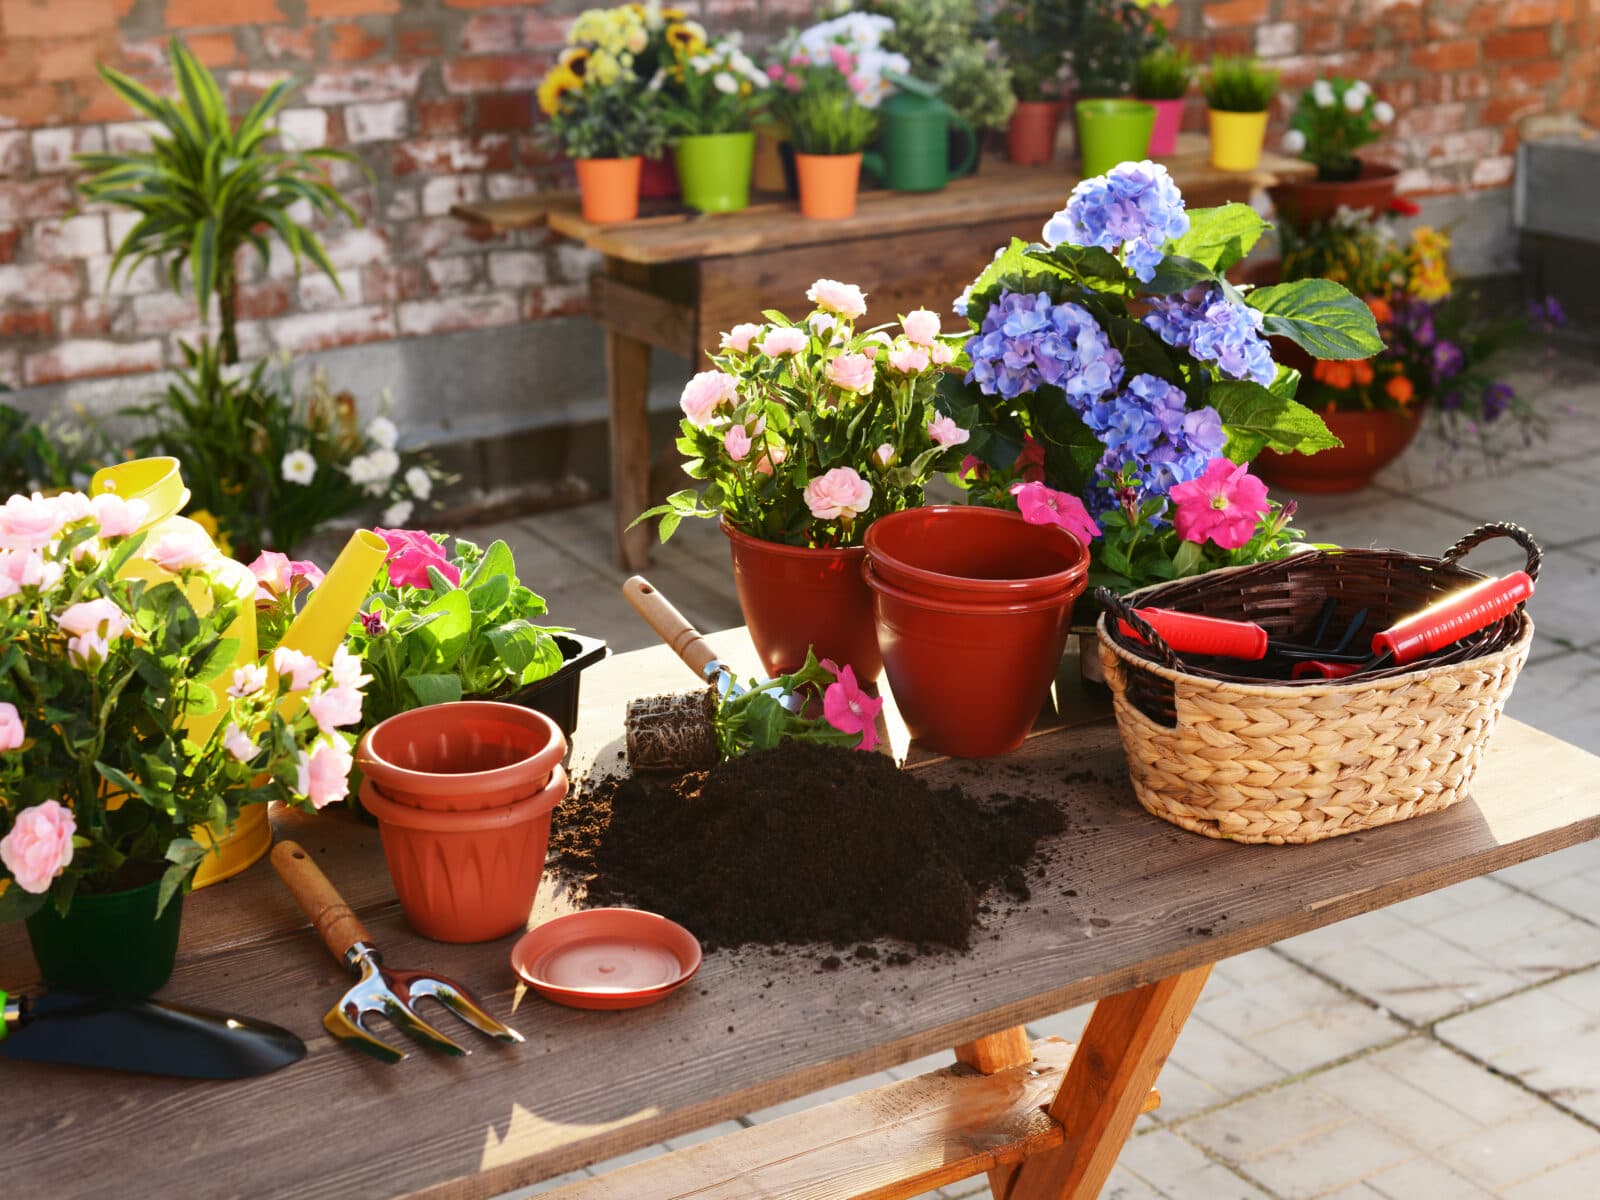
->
[[1208, 109, 1269, 172]]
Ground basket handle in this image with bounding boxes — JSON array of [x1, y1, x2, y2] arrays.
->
[[1095, 587, 1187, 673], [1440, 522, 1542, 583]]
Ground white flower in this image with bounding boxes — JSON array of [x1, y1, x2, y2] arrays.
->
[[281, 450, 316, 486], [347, 449, 400, 495], [1312, 79, 1335, 108], [229, 663, 268, 698], [405, 467, 432, 501], [382, 500, 413, 527], [1373, 100, 1395, 125], [366, 416, 398, 449], [1282, 129, 1307, 154], [1343, 87, 1367, 113], [1348, 78, 1371, 99], [712, 71, 739, 95]]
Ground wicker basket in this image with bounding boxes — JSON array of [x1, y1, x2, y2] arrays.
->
[[1095, 523, 1539, 845]]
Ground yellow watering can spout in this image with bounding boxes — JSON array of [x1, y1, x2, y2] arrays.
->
[[278, 529, 387, 666], [89, 457, 190, 525]]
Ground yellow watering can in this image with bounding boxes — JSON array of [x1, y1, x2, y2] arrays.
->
[[90, 458, 386, 887]]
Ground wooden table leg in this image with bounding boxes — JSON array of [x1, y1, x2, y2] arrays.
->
[[996, 965, 1211, 1200], [604, 258, 654, 572], [953, 1026, 1037, 1199]]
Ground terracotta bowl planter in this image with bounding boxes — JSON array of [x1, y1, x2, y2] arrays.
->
[[864, 559, 1083, 759], [1268, 161, 1399, 232], [357, 701, 567, 812], [1254, 405, 1425, 494], [361, 767, 568, 943], [722, 520, 881, 683], [864, 506, 1088, 603]]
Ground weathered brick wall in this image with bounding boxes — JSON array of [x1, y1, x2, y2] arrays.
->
[[0, 0, 1591, 391]]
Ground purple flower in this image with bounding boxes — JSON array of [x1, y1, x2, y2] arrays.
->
[[1529, 295, 1566, 327], [1084, 374, 1226, 509], [965, 290, 1124, 404], [1481, 381, 1514, 421], [1431, 340, 1465, 381], [1143, 287, 1277, 387], [1044, 161, 1190, 284]]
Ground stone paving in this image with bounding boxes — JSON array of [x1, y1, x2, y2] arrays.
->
[[485, 347, 1600, 1199]]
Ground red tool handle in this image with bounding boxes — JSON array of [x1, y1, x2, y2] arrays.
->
[[1118, 608, 1270, 661], [1372, 571, 1534, 665]]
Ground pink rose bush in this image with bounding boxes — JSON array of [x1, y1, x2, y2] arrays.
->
[[0, 484, 369, 919], [638, 280, 974, 549]]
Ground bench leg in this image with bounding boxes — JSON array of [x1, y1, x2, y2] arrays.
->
[[996, 965, 1211, 1200], [604, 260, 654, 572]]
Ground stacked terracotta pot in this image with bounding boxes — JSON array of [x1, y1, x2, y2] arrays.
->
[[357, 702, 568, 943], [863, 507, 1089, 758]]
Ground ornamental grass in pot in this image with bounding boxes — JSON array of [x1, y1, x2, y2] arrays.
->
[[636, 281, 975, 683], [1271, 76, 1398, 234], [1203, 56, 1277, 172]]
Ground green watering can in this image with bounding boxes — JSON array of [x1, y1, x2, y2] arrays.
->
[[862, 73, 978, 193]]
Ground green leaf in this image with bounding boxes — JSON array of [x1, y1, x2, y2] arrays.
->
[[1143, 254, 1219, 295], [413, 587, 471, 666], [485, 621, 560, 680], [1247, 280, 1384, 360], [0, 881, 47, 923], [1172, 539, 1206, 577], [1209, 380, 1341, 461], [1167, 203, 1269, 272], [94, 762, 148, 801], [405, 673, 463, 707], [462, 539, 516, 591]]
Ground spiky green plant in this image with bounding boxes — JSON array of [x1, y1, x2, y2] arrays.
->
[[76, 38, 359, 364]]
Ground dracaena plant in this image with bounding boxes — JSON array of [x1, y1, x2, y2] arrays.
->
[[76, 37, 359, 364]]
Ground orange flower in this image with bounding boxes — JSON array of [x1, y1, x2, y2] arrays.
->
[[1386, 374, 1414, 404], [1352, 359, 1374, 386], [1313, 360, 1354, 389], [1366, 296, 1393, 324]]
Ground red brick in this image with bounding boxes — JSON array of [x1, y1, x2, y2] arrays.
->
[[0, 308, 54, 337], [417, 96, 468, 134], [1, 0, 116, 38], [24, 337, 162, 385], [166, 0, 281, 28], [58, 298, 116, 335], [443, 55, 541, 94], [461, 13, 519, 54], [1485, 28, 1552, 60], [0, 260, 78, 301], [307, 0, 397, 14], [397, 293, 519, 336], [1297, 20, 1343, 54], [1501, 59, 1564, 94], [1410, 39, 1480, 72], [520, 14, 566, 48], [361, 262, 423, 303], [0, 177, 73, 222], [0, 84, 65, 127], [393, 134, 513, 176], [521, 282, 587, 321], [1471, 0, 1573, 29], [444, 0, 544, 7], [125, 31, 236, 69], [1396, 102, 1468, 137], [235, 278, 293, 319], [397, 26, 443, 58], [476, 92, 533, 132], [0, 131, 25, 177], [35, 37, 111, 83], [327, 22, 388, 62], [261, 25, 317, 60], [129, 290, 198, 334], [269, 305, 395, 353], [1202, 0, 1268, 26], [0, 226, 19, 262], [1482, 94, 1551, 127], [303, 63, 423, 105]]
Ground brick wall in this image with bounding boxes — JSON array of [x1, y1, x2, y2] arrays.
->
[[0, 0, 1592, 391]]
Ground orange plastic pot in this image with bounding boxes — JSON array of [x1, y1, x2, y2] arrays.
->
[[794, 151, 862, 220], [722, 519, 881, 682], [1006, 100, 1065, 165], [356, 701, 566, 812], [361, 766, 567, 943], [864, 506, 1088, 603], [575, 156, 642, 224], [864, 561, 1082, 758]]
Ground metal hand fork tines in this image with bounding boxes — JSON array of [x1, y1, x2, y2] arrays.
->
[[271, 840, 524, 1064]]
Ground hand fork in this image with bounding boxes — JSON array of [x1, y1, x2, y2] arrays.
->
[[271, 840, 524, 1064]]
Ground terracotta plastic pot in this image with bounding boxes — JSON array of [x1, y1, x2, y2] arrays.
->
[[1268, 160, 1400, 232], [357, 701, 567, 812], [638, 151, 679, 200], [722, 519, 881, 683], [1208, 108, 1268, 171], [864, 506, 1088, 603], [864, 560, 1082, 758], [361, 767, 567, 943], [1076, 99, 1156, 179], [1145, 97, 1185, 157], [794, 151, 862, 220], [1006, 100, 1065, 165], [574, 156, 641, 224], [1254, 406, 1425, 494]]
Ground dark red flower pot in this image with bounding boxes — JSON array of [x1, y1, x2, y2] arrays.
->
[[1268, 160, 1399, 233], [1254, 405, 1425, 494], [1006, 100, 1066, 166], [638, 152, 680, 201], [356, 701, 567, 812], [864, 558, 1083, 759], [864, 505, 1088, 603], [722, 519, 882, 682]]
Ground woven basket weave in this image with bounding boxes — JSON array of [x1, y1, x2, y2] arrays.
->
[[1095, 523, 1538, 845]]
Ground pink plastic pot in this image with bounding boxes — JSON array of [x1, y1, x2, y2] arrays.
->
[[361, 767, 567, 943], [1146, 98, 1185, 157], [864, 506, 1088, 603], [356, 701, 567, 812]]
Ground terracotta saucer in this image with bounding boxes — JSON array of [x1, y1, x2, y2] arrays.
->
[[511, 909, 702, 1011]]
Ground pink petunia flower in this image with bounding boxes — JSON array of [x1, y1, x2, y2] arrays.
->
[[901, 309, 941, 346], [679, 370, 739, 427], [0, 799, 75, 894], [296, 738, 353, 810], [720, 322, 763, 353], [376, 528, 461, 590], [724, 425, 752, 462], [806, 278, 868, 320], [329, 644, 372, 690], [757, 327, 807, 357], [248, 550, 325, 602], [0, 701, 23, 752], [959, 454, 987, 482], [927, 415, 970, 449], [804, 467, 873, 521], [822, 663, 883, 752], [825, 352, 874, 394], [1010, 481, 1100, 547], [1169, 458, 1271, 550]]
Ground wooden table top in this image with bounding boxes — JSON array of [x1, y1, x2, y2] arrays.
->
[[453, 134, 1315, 263], [6, 631, 1596, 1200]]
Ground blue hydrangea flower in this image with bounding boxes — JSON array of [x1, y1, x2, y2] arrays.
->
[[1142, 287, 1277, 387], [1043, 161, 1190, 284], [964, 291, 1124, 404], [1082, 375, 1226, 513]]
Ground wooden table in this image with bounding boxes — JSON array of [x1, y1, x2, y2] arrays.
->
[[9, 631, 1592, 1200], [454, 136, 1315, 571]]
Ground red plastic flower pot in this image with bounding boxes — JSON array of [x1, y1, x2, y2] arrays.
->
[[722, 519, 882, 683], [360, 767, 567, 944], [1253, 405, 1424, 494], [864, 506, 1088, 604], [1006, 100, 1066, 165], [864, 560, 1083, 758], [356, 701, 567, 812]]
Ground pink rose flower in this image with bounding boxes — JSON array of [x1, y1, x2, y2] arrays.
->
[[0, 702, 23, 752], [296, 738, 353, 810], [51, 492, 93, 525], [765, 61, 784, 80], [757, 327, 807, 357], [0, 492, 70, 552], [887, 344, 930, 374], [929, 341, 955, 366], [308, 685, 364, 734], [680, 370, 739, 428], [804, 466, 874, 521], [272, 646, 325, 693], [927, 415, 970, 449], [902, 308, 941, 346], [1169, 458, 1271, 551], [67, 632, 112, 669], [825, 352, 874, 394], [329, 644, 371, 690], [376, 528, 461, 590], [807, 312, 837, 338], [56, 597, 131, 642], [248, 550, 325, 602], [720, 322, 762, 353], [0, 799, 76, 894], [1010, 481, 1100, 547], [874, 443, 895, 468], [822, 662, 883, 753], [229, 663, 268, 698], [143, 525, 220, 573], [0, 548, 63, 598], [88, 493, 148, 539], [785, 72, 802, 92], [806, 278, 868, 320], [754, 444, 787, 476], [724, 425, 752, 462], [222, 723, 259, 763]]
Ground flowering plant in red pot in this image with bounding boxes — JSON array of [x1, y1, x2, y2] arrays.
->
[[635, 279, 974, 679]]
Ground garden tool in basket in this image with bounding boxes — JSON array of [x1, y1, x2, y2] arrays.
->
[[271, 841, 523, 1064], [621, 576, 800, 771]]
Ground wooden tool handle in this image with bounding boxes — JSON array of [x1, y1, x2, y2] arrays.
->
[[271, 840, 373, 963], [623, 576, 719, 679]]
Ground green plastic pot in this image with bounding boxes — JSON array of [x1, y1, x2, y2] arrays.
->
[[25, 877, 185, 998], [675, 132, 756, 213], [1076, 99, 1156, 178]]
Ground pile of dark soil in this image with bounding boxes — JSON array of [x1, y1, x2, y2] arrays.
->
[[549, 741, 1064, 952]]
